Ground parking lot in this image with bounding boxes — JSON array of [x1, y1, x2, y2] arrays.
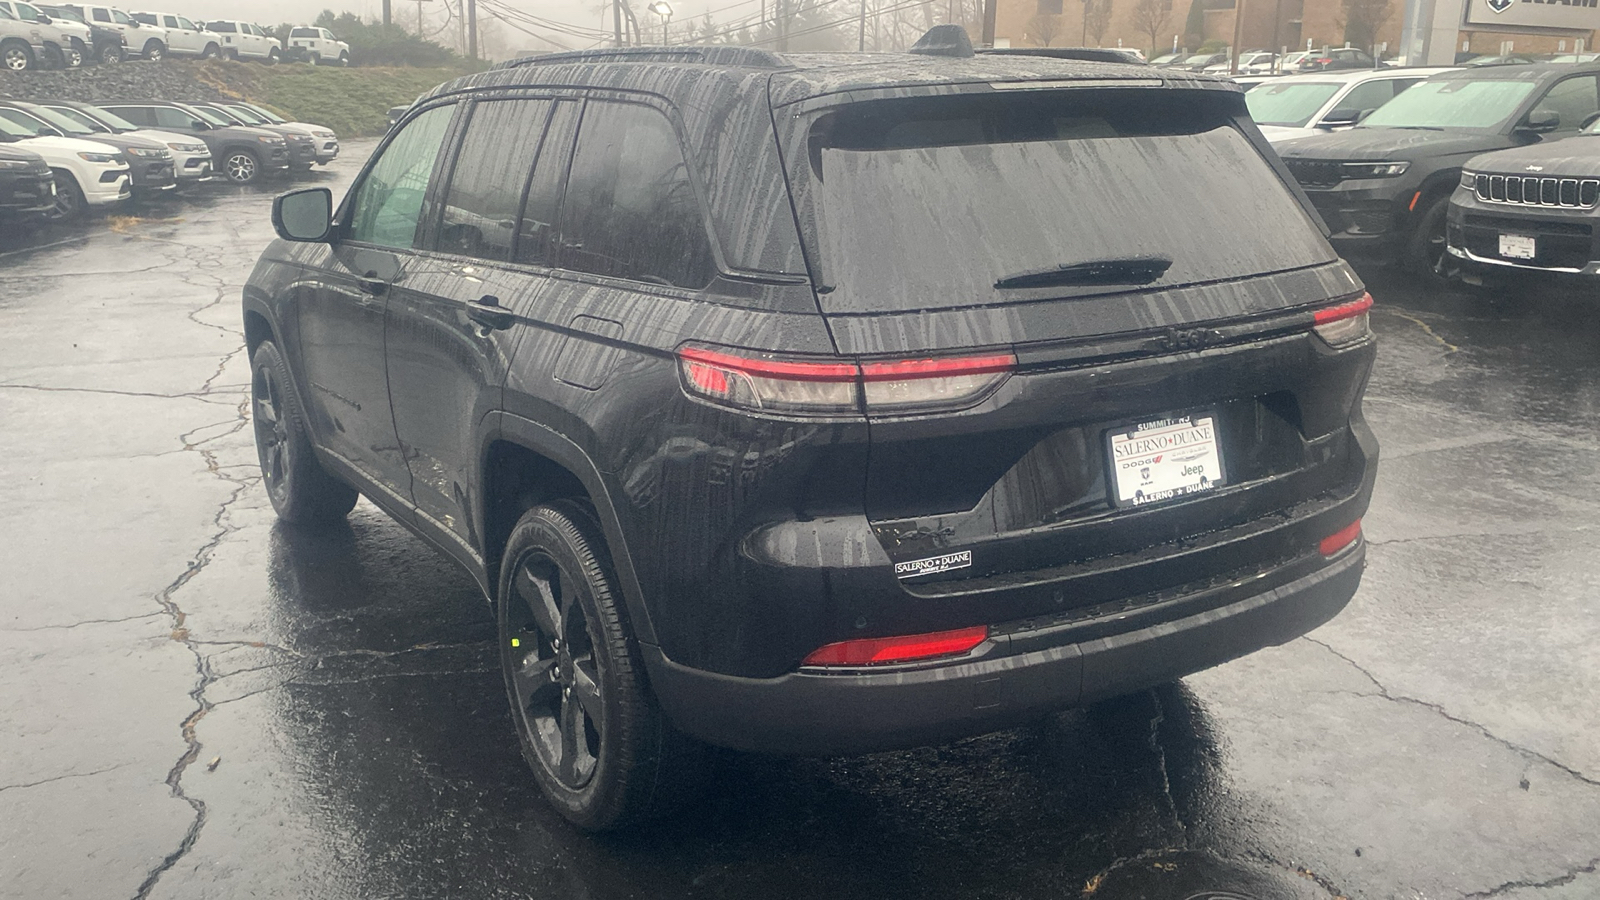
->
[[2, 137, 1600, 900]]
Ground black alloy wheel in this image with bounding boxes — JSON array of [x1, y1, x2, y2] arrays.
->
[[1405, 195, 1451, 283], [497, 502, 705, 830], [99, 44, 121, 63], [250, 340, 357, 524]]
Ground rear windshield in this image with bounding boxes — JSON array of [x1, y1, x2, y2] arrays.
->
[[796, 90, 1334, 314], [1247, 81, 1341, 127], [290, 27, 317, 36], [207, 21, 234, 32], [1360, 79, 1536, 130]]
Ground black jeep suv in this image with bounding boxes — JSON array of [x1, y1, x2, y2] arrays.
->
[[1276, 64, 1600, 277], [246, 30, 1378, 830]]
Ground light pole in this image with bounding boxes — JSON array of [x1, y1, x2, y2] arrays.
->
[[648, 0, 672, 44]]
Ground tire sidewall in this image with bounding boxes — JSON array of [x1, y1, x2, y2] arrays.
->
[[1405, 194, 1451, 282], [496, 503, 634, 829], [2, 41, 32, 71], [224, 149, 259, 183]]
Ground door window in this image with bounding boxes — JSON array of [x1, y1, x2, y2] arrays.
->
[[433, 99, 553, 262], [110, 8, 129, 24], [557, 102, 716, 289], [177, 16, 195, 29], [516, 101, 578, 266], [1531, 76, 1600, 134], [347, 104, 454, 250], [91, 8, 109, 22], [1329, 80, 1396, 118], [152, 106, 199, 129]]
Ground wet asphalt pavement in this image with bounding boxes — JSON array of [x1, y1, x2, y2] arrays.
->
[[3, 143, 1599, 900]]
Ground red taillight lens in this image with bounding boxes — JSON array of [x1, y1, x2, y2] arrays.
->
[[1313, 292, 1373, 347], [678, 346, 1016, 416], [1319, 519, 1362, 556], [801, 625, 989, 667]]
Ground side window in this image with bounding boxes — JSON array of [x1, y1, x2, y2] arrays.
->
[[516, 101, 579, 266], [103, 106, 148, 126], [557, 102, 716, 289], [91, 8, 108, 21], [433, 98, 553, 262], [1331, 80, 1395, 118], [347, 104, 454, 250], [1532, 76, 1600, 133], [110, 8, 128, 23], [152, 107, 195, 129]]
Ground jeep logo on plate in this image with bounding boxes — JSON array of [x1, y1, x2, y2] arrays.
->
[[1487, 0, 1515, 13]]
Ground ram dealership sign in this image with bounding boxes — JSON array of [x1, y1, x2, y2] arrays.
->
[[1465, 0, 1600, 30]]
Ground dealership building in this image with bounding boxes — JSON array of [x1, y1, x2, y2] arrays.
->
[[993, 0, 1599, 61]]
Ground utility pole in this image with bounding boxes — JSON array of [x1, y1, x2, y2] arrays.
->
[[467, 0, 477, 58], [857, 0, 866, 50], [981, 0, 996, 46], [1228, 0, 1245, 73], [776, 0, 788, 50], [614, 0, 623, 46], [382, 0, 391, 26]]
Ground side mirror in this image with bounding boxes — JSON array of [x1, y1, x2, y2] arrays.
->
[[35, 14, 50, 23], [1520, 109, 1560, 133], [1317, 108, 1362, 128], [273, 188, 333, 242]]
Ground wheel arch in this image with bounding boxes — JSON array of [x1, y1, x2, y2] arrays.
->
[[482, 412, 658, 646]]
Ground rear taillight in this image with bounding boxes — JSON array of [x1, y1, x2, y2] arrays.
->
[[1313, 292, 1373, 347], [678, 346, 1016, 416], [1319, 519, 1362, 556], [801, 625, 989, 667]]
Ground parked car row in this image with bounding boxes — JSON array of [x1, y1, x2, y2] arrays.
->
[[0, 97, 338, 222], [0, 3, 346, 70], [1258, 63, 1600, 287]]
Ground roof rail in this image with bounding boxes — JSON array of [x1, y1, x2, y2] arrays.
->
[[500, 46, 787, 70], [979, 47, 1147, 65]]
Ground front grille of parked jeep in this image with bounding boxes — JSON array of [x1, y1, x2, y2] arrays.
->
[[1475, 174, 1600, 210]]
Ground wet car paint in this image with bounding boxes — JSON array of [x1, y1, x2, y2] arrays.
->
[[4, 141, 1600, 900]]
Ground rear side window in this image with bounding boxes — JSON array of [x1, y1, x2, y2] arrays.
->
[[104, 106, 154, 127], [208, 21, 233, 32], [91, 8, 108, 21], [152, 107, 197, 128], [347, 104, 453, 250], [557, 102, 716, 290], [796, 89, 1333, 314], [433, 99, 554, 262]]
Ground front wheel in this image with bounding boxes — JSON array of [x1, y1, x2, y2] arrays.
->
[[498, 501, 706, 831], [337, 51, 349, 66], [200, 42, 218, 59], [264, 47, 280, 65], [47, 170, 85, 221], [1, 39, 34, 71], [251, 340, 358, 525], [142, 39, 164, 61], [222, 148, 259, 184], [64, 38, 85, 68], [98, 43, 122, 64], [1404, 195, 1451, 284]]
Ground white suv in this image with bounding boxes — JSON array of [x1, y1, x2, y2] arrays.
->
[[60, 3, 166, 59], [0, 105, 128, 218], [202, 19, 279, 63], [285, 25, 346, 65], [129, 10, 215, 57], [0, 0, 85, 66]]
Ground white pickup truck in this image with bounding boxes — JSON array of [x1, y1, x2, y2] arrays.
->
[[129, 10, 217, 58], [201, 19, 279, 63], [284, 25, 346, 65], [58, 3, 165, 59]]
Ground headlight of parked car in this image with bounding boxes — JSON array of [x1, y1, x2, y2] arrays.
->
[[1341, 162, 1410, 178], [257, 136, 285, 144], [77, 151, 118, 163], [126, 147, 170, 159], [312, 129, 335, 139], [167, 142, 207, 153], [287, 134, 313, 142], [0, 158, 31, 170]]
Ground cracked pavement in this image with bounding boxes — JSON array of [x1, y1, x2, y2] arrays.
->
[[2, 144, 1599, 900]]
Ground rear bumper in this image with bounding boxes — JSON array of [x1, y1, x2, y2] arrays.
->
[[646, 542, 1364, 755]]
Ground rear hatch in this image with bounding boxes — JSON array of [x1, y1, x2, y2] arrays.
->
[[776, 82, 1373, 621]]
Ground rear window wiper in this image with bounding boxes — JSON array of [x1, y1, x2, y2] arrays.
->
[[994, 256, 1172, 290]]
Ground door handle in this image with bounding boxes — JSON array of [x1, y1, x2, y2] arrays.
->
[[357, 275, 386, 296], [466, 294, 514, 331]]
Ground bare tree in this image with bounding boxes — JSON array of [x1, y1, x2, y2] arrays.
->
[[1129, 0, 1173, 55], [1028, 12, 1065, 46], [1338, 0, 1392, 49], [1083, 0, 1113, 45]]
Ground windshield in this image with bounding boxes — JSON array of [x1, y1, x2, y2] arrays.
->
[[797, 90, 1334, 315], [1183, 54, 1214, 64], [248, 105, 285, 123], [131, 11, 154, 23], [189, 106, 233, 126], [25, 105, 94, 136], [225, 106, 266, 124], [17, 3, 43, 17], [81, 105, 138, 131], [1247, 82, 1342, 126], [0, 109, 49, 136], [44, 106, 108, 133], [1361, 79, 1537, 130]]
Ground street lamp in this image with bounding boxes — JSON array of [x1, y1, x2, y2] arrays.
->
[[647, 0, 672, 44]]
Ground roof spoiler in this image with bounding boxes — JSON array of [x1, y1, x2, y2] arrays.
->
[[908, 25, 974, 58]]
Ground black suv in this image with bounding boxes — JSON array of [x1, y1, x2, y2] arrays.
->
[[1276, 64, 1600, 277], [95, 100, 289, 184], [247, 31, 1378, 830], [0, 143, 53, 220]]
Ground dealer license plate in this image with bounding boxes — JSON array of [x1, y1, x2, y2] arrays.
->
[[1499, 234, 1536, 260], [1108, 414, 1225, 507]]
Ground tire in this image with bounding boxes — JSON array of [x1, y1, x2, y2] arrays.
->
[[200, 42, 219, 59], [1404, 195, 1451, 284], [47, 170, 85, 221], [43, 44, 65, 70], [142, 39, 164, 61], [498, 501, 706, 831], [250, 340, 358, 525], [222, 47, 237, 61], [265, 47, 279, 65], [98, 43, 122, 64], [306, 52, 321, 65], [65, 38, 86, 68], [222, 148, 260, 184], [337, 51, 348, 66], [1, 39, 33, 72]]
